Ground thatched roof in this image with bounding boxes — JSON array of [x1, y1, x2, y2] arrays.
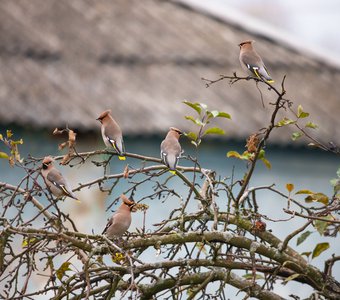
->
[[0, 0, 339, 145]]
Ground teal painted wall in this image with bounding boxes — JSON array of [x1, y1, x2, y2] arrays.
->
[[0, 128, 339, 298]]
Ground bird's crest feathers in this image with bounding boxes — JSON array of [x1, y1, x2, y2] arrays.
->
[[42, 156, 54, 164], [121, 194, 135, 207], [97, 109, 112, 121], [169, 127, 182, 135], [239, 40, 254, 47]]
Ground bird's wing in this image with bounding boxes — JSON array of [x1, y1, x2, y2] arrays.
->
[[47, 169, 76, 199], [241, 52, 273, 82], [160, 138, 181, 170], [102, 217, 113, 234], [104, 127, 125, 156], [241, 52, 264, 79], [160, 140, 167, 163]]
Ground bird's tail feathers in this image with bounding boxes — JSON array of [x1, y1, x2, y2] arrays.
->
[[262, 66, 274, 83], [60, 185, 78, 201], [253, 68, 261, 79]]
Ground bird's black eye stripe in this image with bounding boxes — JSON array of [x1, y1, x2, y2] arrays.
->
[[42, 161, 52, 169]]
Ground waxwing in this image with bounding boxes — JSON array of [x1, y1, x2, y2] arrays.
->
[[160, 127, 182, 174], [41, 156, 78, 201], [239, 40, 274, 83], [102, 194, 136, 239], [97, 109, 126, 160]]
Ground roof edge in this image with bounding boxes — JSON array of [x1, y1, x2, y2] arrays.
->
[[174, 0, 340, 70]]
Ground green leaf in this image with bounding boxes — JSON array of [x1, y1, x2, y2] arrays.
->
[[183, 101, 201, 115], [11, 139, 24, 145], [185, 131, 198, 141], [6, 130, 13, 138], [185, 115, 197, 124], [276, 118, 295, 127], [203, 127, 225, 136], [299, 112, 309, 118], [304, 196, 313, 203], [305, 122, 318, 129], [295, 189, 314, 195], [257, 149, 265, 159], [255, 150, 271, 169], [330, 179, 338, 187], [286, 183, 294, 193], [242, 274, 265, 280], [195, 119, 205, 126], [330, 179, 340, 193], [331, 168, 340, 193], [282, 273, 300, 284], [312, 242, 329, 259], [191, 139, 201, 147], [56, 262, 71, 281], [227, 151, 241, 159], [215, 111, 231, 119], [261, 157, 271, 169], [305, 193, 329, 205], [206, 109, 230, 120], [301, 251, 312, 258], [297, 105, 309, 118], [296, 231, 312, 246], [314, 220, 328, 235], [227, 151, 253, 161], [207, 110, 219, 119], [314, 215, 333, 235], [184, 116, 204, 126], [241, 151, 253, 160], [199, 103, 208, 110], [22, 237, 37, 248], [0, 152, 9, 159], [291, 132, 303, 141], [299, 113, 310, 118]]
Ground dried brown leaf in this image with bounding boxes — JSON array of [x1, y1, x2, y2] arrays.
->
[[123, 165, 129, 179], [246, 134, 259, 153]]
